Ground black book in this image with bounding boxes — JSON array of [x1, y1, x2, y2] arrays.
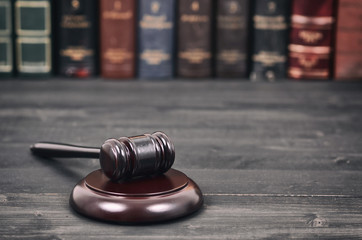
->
[[177, 0, 213, 78], [56, 0, 97, 78], [215, 0, 250, 78], [250, 0, 290, 81]]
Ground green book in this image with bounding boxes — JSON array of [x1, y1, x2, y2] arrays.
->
[[0, 0, 13, 78], [15, 0, 52, 77]]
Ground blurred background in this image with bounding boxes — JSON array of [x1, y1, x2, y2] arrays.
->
[[1, 0, 361, 81]]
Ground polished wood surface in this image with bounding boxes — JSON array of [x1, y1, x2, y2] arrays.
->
[[1, 80, 362, 239], [30, 142, 100, 158], [70, 169, 203, 223]]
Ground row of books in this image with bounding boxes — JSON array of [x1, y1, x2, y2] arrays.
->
[[0, 0, 361, 80]]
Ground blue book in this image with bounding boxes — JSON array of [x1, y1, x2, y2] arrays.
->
[[137, 0, 176, 79]]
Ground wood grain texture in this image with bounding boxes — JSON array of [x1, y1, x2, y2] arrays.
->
[[0, 80, 362, 239]]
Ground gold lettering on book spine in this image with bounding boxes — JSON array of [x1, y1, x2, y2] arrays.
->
[[114, 0, 121, 10], [298, 30, 323, 44], [289, 67, 329, 78], [140, 2, 172, 29], [254, 16, 287, 30], [61, 15, 90, 28], [151, 1, 160, 13], [103, 1, 132, 20], [218, 50, 246, 64], [104, 48, 133, 64], [71, 0, 80, 10], [181, 14, 209, 23], [141, 50, 170, 65], [191, 1, 199, 12], [140, 15, 172, 29], [60, 46, 93, 61], [180, 49, 211, 64], [268, 1, 276, 13], [290, 52, 330, 68], [103, 11, 132, 20], [229, 1, 239, 14], [253, 51, 286, 66], [181, 0, 209, 23], [298, 55, 318, 68], [218, 1, 245, 30], [252, 1, 288, 30]]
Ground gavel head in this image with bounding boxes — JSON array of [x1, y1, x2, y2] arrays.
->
[[99, 132, 175, 181]]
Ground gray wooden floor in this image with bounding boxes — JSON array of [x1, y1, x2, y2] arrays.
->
[[1, 79, 362, 239]]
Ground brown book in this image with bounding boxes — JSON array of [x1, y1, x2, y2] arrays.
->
[[100, 0, 136, 79], [334, 0, 362, 80], [216, 0, 249, 78], [177, 0, 213, 78], [288, 0, 336, 80]]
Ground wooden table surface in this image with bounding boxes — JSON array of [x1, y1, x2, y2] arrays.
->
[[1, 79, 362, 239]]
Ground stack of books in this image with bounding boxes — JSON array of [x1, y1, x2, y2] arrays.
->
[[0, 0, 361, 81]]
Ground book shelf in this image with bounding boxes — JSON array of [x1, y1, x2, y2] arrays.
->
[[0, 0, 361, 81]]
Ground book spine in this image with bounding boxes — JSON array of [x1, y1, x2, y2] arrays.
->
[[14, 0, 52, 77], [57, 0, 97, 78], [288, 0, 335, 80], [100, 0, 136, 79], [177, 0, 213, 78], [216, 0, 249, 78], [0, 0, 13, 78], [334, 0, 362, 80], [250, 0, 290, 81], [137, 0, 175, 79]]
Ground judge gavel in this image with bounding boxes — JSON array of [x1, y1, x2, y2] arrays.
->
[[30, 132, 175, 181]]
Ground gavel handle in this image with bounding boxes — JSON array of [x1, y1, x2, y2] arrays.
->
[[30, 142, 100, 159]]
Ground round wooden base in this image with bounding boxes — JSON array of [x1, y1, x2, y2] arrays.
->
[[70, 169, 203, 224]]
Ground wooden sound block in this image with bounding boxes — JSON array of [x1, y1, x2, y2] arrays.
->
[[70, 169, 203, 224]]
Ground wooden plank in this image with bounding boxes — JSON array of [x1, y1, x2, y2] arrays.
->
[[0, 168, 361, 197], [0, 82, 362, 172], [1, 193, 362, 239]]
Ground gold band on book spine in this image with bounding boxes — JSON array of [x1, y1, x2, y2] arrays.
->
[[289, 44, 331, 54], [253, 15, 288, 31], [0, 1, 11, 35], [0, 37, 12, 72], [289, 67, 329, 78], [292, 15, 334, 25], [15, 1, 51, 36], [16, 37, 51, 73]]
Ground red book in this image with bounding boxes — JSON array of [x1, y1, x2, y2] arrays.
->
[[334, 0, 362, 80], [288, 0, 336, 79], [99, 0, 136, 79]]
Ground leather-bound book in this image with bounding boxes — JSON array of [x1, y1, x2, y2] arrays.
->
[[14, 0, 52, 77], [137, 0, 176, 79], [100, 0, 136, 79], [0, 0, 13, 78], [216, 0, 249, 78], [177, 0, 213, 78], [334, 0, 362, 80], [288, 0, 335, 80], [250, 0, 290, 81], [56, 0, 97, 78]]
